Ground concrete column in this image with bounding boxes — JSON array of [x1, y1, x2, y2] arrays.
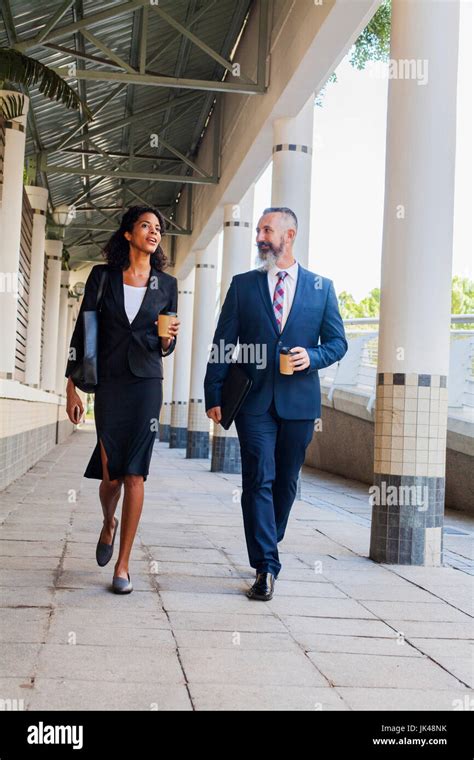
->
[[24, 186, 49, 386], [186, 238, 219, 459], [369, 0, 460, 566], [66, 296, 75, 365], [41, 240, 63, 392], [169, 269, 195, 448], [211, 184, 255, 473], [159, 348, 175, 442], [271, 94, 314, 268], [56, 270, 70, 394], [0, 91, 30, 375]]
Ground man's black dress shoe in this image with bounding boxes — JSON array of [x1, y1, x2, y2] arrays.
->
[[247, 572, 275, 601]]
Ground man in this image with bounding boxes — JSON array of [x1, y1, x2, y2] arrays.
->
[[204, 207, 348, 600]]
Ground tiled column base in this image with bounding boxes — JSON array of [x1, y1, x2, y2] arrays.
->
[[369, 372, 448, 566], [370, 473, 445, 565], [159, 401, 172, 442], [170, 426, 187, 448], [170, 401, 188, 449], [186, 430, 210, 459], [159, 424, 170, 443], [211, 427, 241, 473], [186, 399, 210, 459]]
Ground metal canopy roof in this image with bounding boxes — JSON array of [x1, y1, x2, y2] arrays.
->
[[0, 0, 267, 267]]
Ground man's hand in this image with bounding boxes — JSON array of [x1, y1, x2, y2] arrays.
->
[[206, 406, 222, 424], [290, 347, 310, 371]]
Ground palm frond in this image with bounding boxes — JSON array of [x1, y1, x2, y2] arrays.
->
[[0, 92, 25, 120], [0, 48, 93, 120]]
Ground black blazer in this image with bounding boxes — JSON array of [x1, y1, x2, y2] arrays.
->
[[65, 263, 178, 382]]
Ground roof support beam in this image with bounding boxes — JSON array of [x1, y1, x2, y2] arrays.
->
[[149, 3, 254, 85], [50, 67, 265, 94], [12, 0, 148, 52], [39, 161, 217, 184]]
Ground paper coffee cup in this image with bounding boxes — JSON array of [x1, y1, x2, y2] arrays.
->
[[280, 347, 295, 375], [158, 311, 177, 338]]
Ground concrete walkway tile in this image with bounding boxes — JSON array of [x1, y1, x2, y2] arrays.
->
[[360, 601, 473, 623], [167, 611, 288, 633], [0, 678, 35, 710], [35, 643, 183, 683], [150, 561, 243, 578], [335, 687, 474, 711], [297, 634, 423, 657], [159, 590, 275, 615], [27, 680, 192, 711], [174, 630, 301, 651], [179, 648, 327, 686], [1, 643, 41, 678], [48, 607, 170, 631], [188, 684, 348, 711], [381, 620, 474, 640], [306, 651, 465, 689], [52, 587, 161, 610], [270, 596, 378, 619], [283, 616, 400, 637]]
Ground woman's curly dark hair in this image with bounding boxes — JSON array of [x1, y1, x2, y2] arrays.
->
[[101, 206, 168, 270]]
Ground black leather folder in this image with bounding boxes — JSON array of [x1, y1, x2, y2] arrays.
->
[[220, 363, 253, 430]]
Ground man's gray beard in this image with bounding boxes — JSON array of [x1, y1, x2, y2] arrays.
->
[[255, 248, 279, 271]]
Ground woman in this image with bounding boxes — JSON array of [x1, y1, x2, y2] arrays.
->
[[65, 206, 180, 594]]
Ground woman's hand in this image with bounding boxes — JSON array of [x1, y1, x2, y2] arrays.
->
[[66, 386, 84, 425], [154, 317, 181, 350]]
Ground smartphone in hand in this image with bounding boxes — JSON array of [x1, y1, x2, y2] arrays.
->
[[73, 405, 81, 424]]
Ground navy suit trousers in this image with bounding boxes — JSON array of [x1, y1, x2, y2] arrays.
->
[[234, 399, 315, 577]]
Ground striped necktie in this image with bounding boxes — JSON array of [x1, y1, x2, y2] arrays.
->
[[273, 270, 288, 332]]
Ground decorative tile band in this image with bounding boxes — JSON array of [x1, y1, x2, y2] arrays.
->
[[273, 143, 312, 155], [378, 373, 447, 387], [5, 121, 25, 133], [224, 221, 251, 228], [374, 373, 448, 478], [31, 208, 46, 216], [195, 264, 216, 268]]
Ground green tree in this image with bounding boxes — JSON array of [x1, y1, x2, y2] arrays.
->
[[339, 277, 474, 326], [316, 0, 391, 106]]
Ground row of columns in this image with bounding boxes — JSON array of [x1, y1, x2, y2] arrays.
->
[[162, 94, 315, 475], [0, 90, 79, 396]]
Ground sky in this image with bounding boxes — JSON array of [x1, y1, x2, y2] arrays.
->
[[251, 0, 472, 303]]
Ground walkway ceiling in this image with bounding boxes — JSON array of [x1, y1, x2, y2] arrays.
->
[[0, 0, 262, 267]]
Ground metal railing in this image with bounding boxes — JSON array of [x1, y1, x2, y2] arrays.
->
[[320, 315, 474, 412]]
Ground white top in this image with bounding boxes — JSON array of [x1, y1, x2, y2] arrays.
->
[[267, 261, 299, 330], [123, 283, 147, 323]]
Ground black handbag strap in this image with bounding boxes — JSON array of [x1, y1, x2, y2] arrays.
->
[[95, 268, 109, 312]]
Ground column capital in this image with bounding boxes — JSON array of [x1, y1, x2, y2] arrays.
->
[[24, 185, 49, 214]]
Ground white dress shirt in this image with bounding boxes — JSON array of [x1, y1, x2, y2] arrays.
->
[[123, 283, 147, 323], [267, 260, 299, 330]]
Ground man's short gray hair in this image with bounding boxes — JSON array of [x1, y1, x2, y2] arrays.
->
[[262, 207, 298, 230]]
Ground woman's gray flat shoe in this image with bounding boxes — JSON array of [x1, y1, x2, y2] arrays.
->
[[112, 572, 133, 594], [96, 517, 119, 567]]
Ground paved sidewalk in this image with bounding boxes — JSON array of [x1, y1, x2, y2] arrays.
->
[[1, 421, 473, 711]]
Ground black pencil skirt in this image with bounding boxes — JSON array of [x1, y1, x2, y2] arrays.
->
[[84, 366, 163, 483]]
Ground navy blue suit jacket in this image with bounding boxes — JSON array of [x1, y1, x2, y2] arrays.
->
[[204, 265, 348, 420]]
